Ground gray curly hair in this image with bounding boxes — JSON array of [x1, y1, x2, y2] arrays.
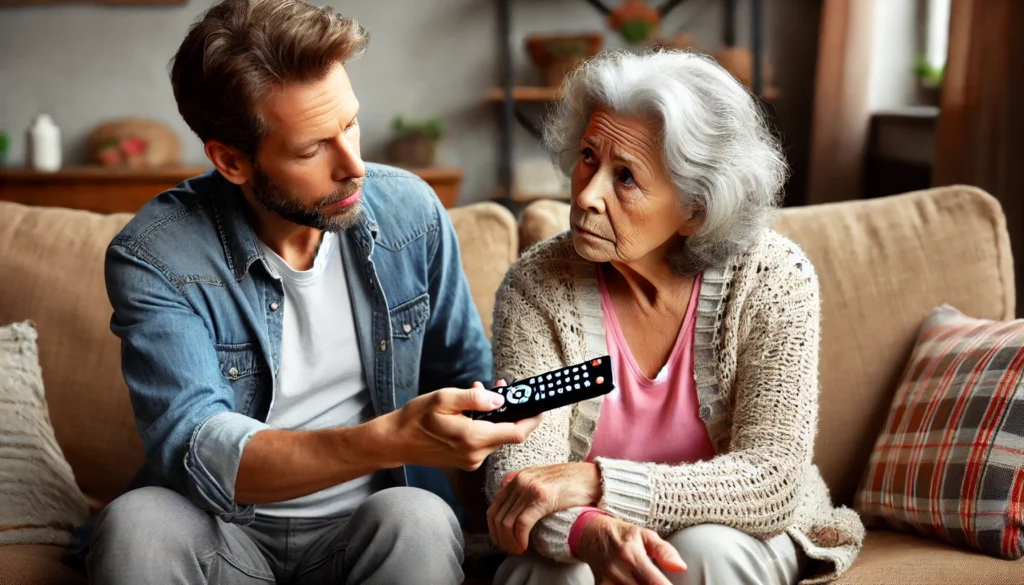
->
[[543, 49, 788, 273]]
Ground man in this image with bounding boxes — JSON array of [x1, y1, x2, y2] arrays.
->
[[85, 1, 539, 583]]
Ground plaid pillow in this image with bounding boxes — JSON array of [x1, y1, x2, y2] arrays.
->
[[855, 305, 1024, 559]]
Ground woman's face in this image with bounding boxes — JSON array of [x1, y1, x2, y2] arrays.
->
[[570, 109, 698, 266]]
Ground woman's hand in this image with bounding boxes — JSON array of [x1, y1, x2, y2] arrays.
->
[[487, 462, 602, 553], [577, 514, 686, 585]]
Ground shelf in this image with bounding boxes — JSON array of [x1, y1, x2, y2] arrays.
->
[[485, 86, 561, 103], [492, 187, 570, 204], [0, 165, 210, 183]]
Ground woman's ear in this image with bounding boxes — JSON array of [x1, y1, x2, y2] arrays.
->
[[678, 208, 703, 237]]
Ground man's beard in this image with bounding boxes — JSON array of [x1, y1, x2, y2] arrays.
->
[[250, 164, 364, 233]]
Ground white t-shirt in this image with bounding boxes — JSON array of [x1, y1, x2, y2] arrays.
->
[[256, 231, 378, 518]]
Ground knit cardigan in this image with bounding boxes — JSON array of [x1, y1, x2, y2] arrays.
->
[[484, 230, 865, 584]]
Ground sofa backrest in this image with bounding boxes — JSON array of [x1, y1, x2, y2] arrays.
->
[[515, 186, 1015, 507], [773, 186, 1014, 505], [0, 200, 517, 509]]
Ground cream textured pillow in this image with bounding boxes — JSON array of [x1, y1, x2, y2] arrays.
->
[[0, 321, 87, 545]]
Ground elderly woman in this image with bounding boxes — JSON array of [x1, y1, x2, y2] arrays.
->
[[484, 49, 864, 585]]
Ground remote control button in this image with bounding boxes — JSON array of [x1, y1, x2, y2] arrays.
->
[[499, 406, 506, 412], [596, 376, 605, 385], [574, 375, 580, 380], [572, 367, 579, 372], [539, 384, 545, 390], [584, 381, 591, 387], [558, 388, 563, 393], [575, 384, 581, 389], [506, 385, 532, 404], [583, 372, 589, 378], [530, 378, 535, 384], [546, 374, 552, 380], [592, 359, 601, 367]]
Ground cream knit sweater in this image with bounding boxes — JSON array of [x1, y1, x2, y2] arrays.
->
[[485, 230, 865, 584]]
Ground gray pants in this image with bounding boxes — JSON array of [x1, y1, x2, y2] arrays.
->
[[86, 486, 464, 585], [495, 524, 806, 585]]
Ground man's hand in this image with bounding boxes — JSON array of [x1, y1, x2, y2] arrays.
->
[[577, 514, 686, 585], [487, 462, 602, 554], [385, 382, 542, 471]]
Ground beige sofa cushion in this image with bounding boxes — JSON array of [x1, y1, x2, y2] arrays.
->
[[517, 187, 1015, 507], [448, 203, 518, 339], [0, 203, 139, 510], [774, 186, 1014, 506], [832, 530, 1024, 584], [0, 544, 87, 585]]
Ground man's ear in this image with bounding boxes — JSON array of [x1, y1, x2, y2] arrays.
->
[[204, 140, 251, 186]]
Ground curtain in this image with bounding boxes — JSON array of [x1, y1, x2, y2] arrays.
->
[[933, 0, 1024, 315], [806, 0, 876, 205]]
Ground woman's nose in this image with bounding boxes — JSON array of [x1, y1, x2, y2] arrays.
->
[[575, 174, 608, 214]]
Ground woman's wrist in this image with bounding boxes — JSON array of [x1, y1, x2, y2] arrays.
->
[[578, 461, 603, 504]]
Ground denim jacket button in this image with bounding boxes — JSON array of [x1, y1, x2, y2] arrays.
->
[[228, 367, 239, 378], [269, 302, 280, 312], [379, 340, 387, 352], [403, 324, 412, 334]]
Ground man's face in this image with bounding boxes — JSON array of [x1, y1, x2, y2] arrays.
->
[[249, 64, 365, 232]]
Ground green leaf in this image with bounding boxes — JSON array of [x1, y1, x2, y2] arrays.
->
[[619, 19, 656, 45]]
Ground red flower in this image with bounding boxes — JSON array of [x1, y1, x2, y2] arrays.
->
[[118, 136, 147, 156]]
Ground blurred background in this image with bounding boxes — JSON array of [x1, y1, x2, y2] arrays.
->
[[0, 1, 1019, 270]]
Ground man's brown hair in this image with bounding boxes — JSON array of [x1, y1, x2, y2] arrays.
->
[[170, 0, 369, 158]]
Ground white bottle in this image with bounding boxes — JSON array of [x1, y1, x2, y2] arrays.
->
[[28, 114, 62, 172]]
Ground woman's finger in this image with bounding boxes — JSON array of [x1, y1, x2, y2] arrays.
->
[[629, 553, 673, 585], [512, 501, 547, 553], [501, 469, 520, 487], [641, 530, 686, 572], [494, 485, 527, 551], [605, 559, 640, 585], [487, 483, 512, 545]]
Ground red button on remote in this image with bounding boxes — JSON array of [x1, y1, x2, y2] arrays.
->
[[592, 359, 600, 367]]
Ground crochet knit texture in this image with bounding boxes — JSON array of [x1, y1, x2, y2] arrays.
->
[[485, 230, 865, 584]]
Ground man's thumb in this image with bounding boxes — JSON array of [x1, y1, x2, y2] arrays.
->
[[459, 386, 505, 413]]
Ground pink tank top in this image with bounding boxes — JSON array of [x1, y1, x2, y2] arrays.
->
[[586, 268, 716, 464]]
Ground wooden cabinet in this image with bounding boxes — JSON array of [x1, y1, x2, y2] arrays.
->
[[0, 165, 463, 214]]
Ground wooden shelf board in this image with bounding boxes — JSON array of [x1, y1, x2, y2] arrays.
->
[[0, 165, 210, 183], [491, 187, 570, 203], [485, 87, 561, 103]]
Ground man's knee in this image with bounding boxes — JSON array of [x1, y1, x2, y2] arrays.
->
[[87, 487, 215, 582], [93, 487, 207, 547], [352, 487, 460, 543]]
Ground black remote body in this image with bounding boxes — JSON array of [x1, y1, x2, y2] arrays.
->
[[468, 356, 615, 423]]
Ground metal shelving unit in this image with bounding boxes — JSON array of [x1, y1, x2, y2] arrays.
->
[[493, 0, 765, 207]]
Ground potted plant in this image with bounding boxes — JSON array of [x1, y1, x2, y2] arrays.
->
[[386, 116, 443, 168], [524, 33, 604, 88], [914, 56, 944, 106]]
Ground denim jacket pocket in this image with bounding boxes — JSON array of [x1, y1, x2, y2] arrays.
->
[[389, 294, 430, 395], [214, 343, 267, 417]]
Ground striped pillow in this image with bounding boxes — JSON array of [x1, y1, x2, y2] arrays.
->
[[855, 305, 1024, 559]]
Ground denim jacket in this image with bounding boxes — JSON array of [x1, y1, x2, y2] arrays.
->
[[104, 163, 492, 525]]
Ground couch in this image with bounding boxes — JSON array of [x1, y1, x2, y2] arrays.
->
[[1, 185, 1022, 584]]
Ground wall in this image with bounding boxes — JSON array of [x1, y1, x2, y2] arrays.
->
[[0, 0, 819, 206]]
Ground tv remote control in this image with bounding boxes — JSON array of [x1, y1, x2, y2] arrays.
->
[[467, 356, 615, 423]]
